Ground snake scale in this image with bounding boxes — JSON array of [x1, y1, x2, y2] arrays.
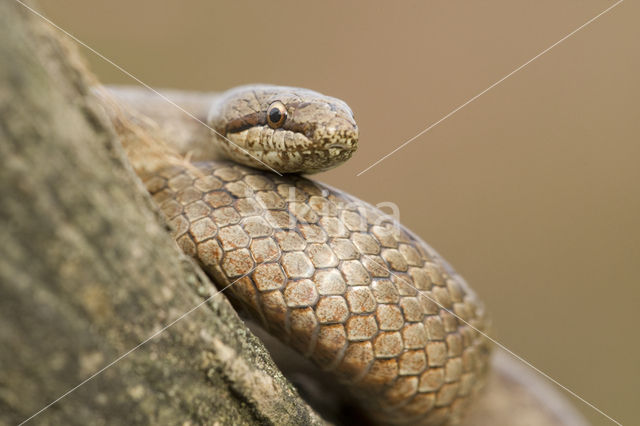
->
[[101, 85, 492, 425]]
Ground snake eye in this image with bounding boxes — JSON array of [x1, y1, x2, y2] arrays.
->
[[266, 101, 287, 129]]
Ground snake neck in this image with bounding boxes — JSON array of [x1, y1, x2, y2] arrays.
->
[[94, 86, 199, 178]]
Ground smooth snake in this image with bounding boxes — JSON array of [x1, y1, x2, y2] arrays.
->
[[98, 84, 492, 425]]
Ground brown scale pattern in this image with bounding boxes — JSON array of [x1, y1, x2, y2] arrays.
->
[[143, 161, 491, 425]]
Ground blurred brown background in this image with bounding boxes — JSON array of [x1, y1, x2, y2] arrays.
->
[[38, 1, 638, 424]]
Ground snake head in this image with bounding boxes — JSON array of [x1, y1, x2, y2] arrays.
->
[[207, 85, 358, 174]]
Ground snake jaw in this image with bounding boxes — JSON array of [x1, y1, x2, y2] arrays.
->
[[216, 127, 358, 174], [208, 85, 359, 174]]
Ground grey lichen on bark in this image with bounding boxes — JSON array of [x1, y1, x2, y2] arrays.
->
[[0, 2, 324, 425]]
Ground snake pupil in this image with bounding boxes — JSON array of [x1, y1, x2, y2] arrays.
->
[[269, 108, 281, 123]]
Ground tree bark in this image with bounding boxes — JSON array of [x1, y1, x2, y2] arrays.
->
[[0, 2, 589, 426], [0, 2, 323, 425]]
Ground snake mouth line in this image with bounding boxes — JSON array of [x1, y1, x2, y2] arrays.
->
[[221, 130, 357, 154], [230, 146, 357, 157]]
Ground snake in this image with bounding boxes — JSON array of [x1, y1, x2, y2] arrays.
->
[[100, 84, 492, 425]]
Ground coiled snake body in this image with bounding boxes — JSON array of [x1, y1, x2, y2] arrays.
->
[[103, 85, 491, 425]]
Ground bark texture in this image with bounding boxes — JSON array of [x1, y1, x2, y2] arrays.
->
[[0, 2, 323, 425], [0, 2, 588, 426]]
